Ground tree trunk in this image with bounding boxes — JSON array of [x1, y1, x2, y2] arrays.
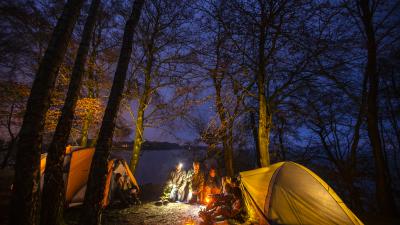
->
[[225, 126, 234, 176], [80, 115, 91, 146], [1, 104, 16, 169], [278, 125, 286, 161], [10, 0, 84, 224], [211, 33, 234, 176], [350, 73, 368, 167], [213, 78, 234, 176], [40, 0, 101, 224], [129, 46, 153, 174], [258, 89, 271, 167], [343, 68, 368, 212], [1, 138, 16, 169], [80, 1, 144, 224], [80, 42, 98, 147], [256, 12, 271, 167], [129, 97, 146, 173], [250, 111, 261, 167], [359, 0, 397, 215]]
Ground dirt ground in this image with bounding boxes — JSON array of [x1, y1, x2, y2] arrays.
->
[[64, 202, 204, 225], [101, 202, 202, 225]]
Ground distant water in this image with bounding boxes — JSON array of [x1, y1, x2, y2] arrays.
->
[[111, 149, 207, 185]]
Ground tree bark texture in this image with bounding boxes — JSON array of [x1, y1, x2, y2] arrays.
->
[[40, 0, 101, 224], [10, 0, 84, 224], [210, 33, 234, 176], [256, 9, 271, 167], [129, 96, 146, 174], [213, 76, 234, 177], [80, 1, 144, 224], [225, 126, 234, 176], [80, 41, 99, 147], [1, 104, 17, 169], [257, 52, 271, 167], [250, 111, 261, 168], [80, 115, 91, 147], [130, 57, 152, 174]]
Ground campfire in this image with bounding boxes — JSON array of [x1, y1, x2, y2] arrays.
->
[[183, 217, 195, 225]]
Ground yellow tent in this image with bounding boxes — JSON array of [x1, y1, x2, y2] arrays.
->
[[40, 147, 139, 208], [239, 161, 363, 225]]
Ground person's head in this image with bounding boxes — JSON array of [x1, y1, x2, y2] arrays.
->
[[193, 161, 200, 174], [176, 163, 183, 172], [232, 187, 242, 200], [222, 176, 231, 186], [231, 177, 239, 187], [114, 173, 122, 182], [224, 183, 232, 194], [209, 168, 216, 178]]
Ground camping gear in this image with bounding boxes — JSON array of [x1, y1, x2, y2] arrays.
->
[[240, 161, 363, 225], [40, 147, 139, 208]]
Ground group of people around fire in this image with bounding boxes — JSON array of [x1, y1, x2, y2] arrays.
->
[[160, 161, 245, 224], [110, 161, 244, 223]]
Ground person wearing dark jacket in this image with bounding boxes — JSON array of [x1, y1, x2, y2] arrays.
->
[[186, 161, 205, 203], [114, 173, 130, 207]]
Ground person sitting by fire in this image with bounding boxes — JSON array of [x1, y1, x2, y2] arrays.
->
[[221, 176, 232, 194], [159, 162, 186, 204], [204, 167, 221, 203], [113, 173, 140, 206], [114, 173, 130, 207], [204, 181, 233, 211], [199, 185, 244, 224], [123, 173, 141, 205], [186, 161, 205, 204]]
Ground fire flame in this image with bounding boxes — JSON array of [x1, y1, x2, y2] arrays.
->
[[205, 196, 211, 204], [184, 217, 195, 225]]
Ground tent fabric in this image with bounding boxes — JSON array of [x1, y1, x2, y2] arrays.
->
[[239, 161, 363, 225], [102, 160, 115, 207], [40, 153, 47, 174], [39, 147, 139, 208], [65, 148, 95, 203], [240, 162, 284, 223], [123, 160, 139, 191]]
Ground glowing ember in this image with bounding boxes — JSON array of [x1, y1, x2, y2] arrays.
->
[[183, 217, 195, 225]]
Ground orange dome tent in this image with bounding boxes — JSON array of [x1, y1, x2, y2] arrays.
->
[[40, 147, 139, 208]]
